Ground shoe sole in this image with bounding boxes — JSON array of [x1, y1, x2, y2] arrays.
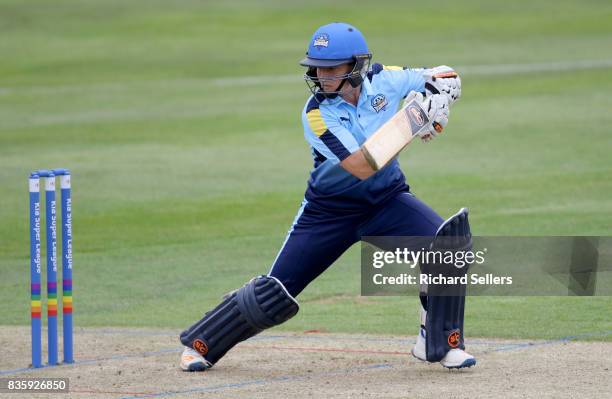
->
[[413, 348, 477, 369], [442, 358, 477, 369], [181, 362, 208, 372]]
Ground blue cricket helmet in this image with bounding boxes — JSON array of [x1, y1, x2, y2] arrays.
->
[[300, 22, 372, 98], [300, 22, 370, 67]]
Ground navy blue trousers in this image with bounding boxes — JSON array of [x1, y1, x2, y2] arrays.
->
[[268, 191, 443, 297]]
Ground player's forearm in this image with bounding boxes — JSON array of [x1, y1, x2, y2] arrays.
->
[[340, 149, 376, 180]]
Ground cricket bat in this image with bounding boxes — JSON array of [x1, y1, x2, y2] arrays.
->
[[361, 98, 431, 171]]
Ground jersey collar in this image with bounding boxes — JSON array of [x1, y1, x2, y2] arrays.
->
[[361, 77, 374, 97]]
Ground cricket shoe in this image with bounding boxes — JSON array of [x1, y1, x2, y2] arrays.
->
[[411, 307, 428, 361], [411, 327, 476, 369], [411, 309, 476, 369], [411, 324, 428, 361], [180, 346, 212, 372], [439, 348, 476, 369]]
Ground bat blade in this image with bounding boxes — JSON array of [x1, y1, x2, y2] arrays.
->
[[361, 99, 430, 170]]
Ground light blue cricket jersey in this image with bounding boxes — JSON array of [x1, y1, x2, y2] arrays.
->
[[301, 63, 425, 210]]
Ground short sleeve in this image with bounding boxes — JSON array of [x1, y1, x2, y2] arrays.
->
[[302, 100, 360, 163], [369, 63, 425, 99]]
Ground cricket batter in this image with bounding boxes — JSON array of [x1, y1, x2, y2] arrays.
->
[[179, 22, 475, 371]]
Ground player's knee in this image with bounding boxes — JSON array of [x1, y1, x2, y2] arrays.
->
[[236, 275, 300, 330], [432, 207, 472, 251], [179, 276, 299, 365]]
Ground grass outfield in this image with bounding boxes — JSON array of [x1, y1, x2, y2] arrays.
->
[[1, 0, 611, 341]]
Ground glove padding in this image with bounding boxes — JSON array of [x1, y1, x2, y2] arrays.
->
[[423, 65, 461, 105], [403, 91, 449, 142]]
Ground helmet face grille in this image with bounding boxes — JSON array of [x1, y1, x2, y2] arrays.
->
[[303, 55, 371, 100]]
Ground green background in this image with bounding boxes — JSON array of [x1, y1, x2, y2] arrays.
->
[[1, 0, 611, 341]]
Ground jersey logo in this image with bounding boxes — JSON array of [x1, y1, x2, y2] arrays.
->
[[371, 94, 388, 113], [193, 339, 209, 355], [448, 330, 461, 348], [339, 116, 351, 128], [313, 33, 329, 47]]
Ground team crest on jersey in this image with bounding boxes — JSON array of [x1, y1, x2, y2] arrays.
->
[[313, 33, 329, 47], [371, 94, 388, 113]]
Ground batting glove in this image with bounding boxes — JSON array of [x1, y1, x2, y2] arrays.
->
[[423, 65, 461, 105], [403, 91, 449, 142]]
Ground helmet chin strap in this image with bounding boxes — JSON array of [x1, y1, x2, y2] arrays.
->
[[325, 61, 363, 95], [332, 77, 348, 93], [316, 76, 348, 99]]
